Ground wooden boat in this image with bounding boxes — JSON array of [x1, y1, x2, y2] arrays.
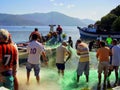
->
[[77, 26, 120, 39]]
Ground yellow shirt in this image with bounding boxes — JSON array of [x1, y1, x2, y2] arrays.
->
[[77, 42, 89, 62]]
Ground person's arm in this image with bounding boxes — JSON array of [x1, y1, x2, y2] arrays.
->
[[96, 49, 99, 60], [65, 51, 71, 62], [12, 48, 18, 77], [41, 51, 48, 65]]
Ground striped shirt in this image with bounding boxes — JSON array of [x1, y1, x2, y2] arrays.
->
[[0, 43, 17, 71], [77, 42, 89, 62]]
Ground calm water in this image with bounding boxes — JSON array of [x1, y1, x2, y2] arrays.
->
[[0, 26, 80, 46]]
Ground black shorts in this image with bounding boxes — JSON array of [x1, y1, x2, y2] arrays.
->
[[56, 63, 65, 70]]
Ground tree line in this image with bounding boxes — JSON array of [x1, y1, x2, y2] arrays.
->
[[95, 5, 120, 33]]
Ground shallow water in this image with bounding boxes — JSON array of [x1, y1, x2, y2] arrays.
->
[[17, 47, 119, 90]]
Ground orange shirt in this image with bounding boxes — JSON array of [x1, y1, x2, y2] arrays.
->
[[96, 47, 111, 62], [0, 43, 17, 71]]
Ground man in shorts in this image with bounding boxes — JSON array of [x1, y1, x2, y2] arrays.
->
[[96, 41, 111, 87], [26, 34, 47, 84], [0, 29, 18, 90], [76, 39, 89, 83], [107, 39, 120, 87], [56, 41, 71, 76]]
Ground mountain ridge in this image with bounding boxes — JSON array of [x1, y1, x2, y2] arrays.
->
[[0, 12, 95, 26]]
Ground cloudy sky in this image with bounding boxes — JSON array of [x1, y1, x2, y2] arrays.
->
[[0, 0, 119, 20]]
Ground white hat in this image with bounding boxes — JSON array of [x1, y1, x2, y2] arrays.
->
[[0, 29, 9, 42]]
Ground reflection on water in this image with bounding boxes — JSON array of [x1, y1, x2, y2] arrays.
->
[[18, 47, 117, 90]]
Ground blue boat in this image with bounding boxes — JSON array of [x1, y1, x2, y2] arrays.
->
[[77, 26, 120, 39]]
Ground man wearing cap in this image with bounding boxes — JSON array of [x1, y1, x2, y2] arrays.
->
[[56, 41, 71, 76], [0, 29, 18, 90]]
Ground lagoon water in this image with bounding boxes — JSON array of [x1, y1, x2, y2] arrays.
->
[[0, 26, 118, 90], [0, 26, 80, 45]]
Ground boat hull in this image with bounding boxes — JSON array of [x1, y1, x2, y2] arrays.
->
[[77, 27, 120, 39]]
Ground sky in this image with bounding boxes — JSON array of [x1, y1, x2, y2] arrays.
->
[[0, 0, 120, 21]]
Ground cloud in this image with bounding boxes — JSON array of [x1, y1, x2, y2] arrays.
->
[[67, 4, 75, 9], [49, 0, 55, 2], [53, 3, 64, 6]]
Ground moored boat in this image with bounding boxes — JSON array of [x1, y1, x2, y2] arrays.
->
[[77, 26, 120, 39]]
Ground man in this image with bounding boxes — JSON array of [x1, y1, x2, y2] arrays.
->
[[56, 42, 71, 76], [0, 29, 18, 90], [96, 41, 111, 87], [49, 24, 56, 32], [76, 39, 89, 83], [8, 33, 19, 90], [26, 34, 47, 84], [107, 39, 120, 87], [29, 28, 42, 43], [67, 36, 73, 48], [106, 35, 112, 47], [56, 25, 63, 42]]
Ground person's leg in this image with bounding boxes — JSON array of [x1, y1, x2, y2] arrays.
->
[[98, 73, 101, 85], [61, 70, 64, 76], [34, 64, 40, 84], [85, 62, 89, 82], [58, 69, 60, 75], [76, 62, 84, 83], [98, 62, 103, 86], [14, 75, 19, 90], [77, 74, 80, 83], [56, 63, 60, 75], [104, 73, 107, 85], [86, 75, 89, 82], [26, 62, 32, 85], [107, 70, 112, 87], [61, 64, 65, 76], [36, 76, 40, 84], [107, 69, 112, 81], [103, 62, 109, 87], [114, 66, 119, 85], [27, 72, 30, 84]]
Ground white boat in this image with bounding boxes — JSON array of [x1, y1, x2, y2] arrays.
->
[[77, 26, 120, 39]]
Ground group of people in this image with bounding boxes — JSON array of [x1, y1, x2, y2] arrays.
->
[[76, 36, 120, 88], [0, 25, 70, 90], [88, 35, 115, 51], [29, 25, 63, 45], [0, 26, 120, 90]]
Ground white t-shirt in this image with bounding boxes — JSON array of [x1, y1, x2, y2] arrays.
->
[[27, 40, 44, 64], [56, 45, 68, 63], [112, 45, 120, 66]]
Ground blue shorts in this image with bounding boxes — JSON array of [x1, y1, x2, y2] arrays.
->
[[56, 63, 65, 70], [0, 76, 14, 90], [26, 62, 40, 76]]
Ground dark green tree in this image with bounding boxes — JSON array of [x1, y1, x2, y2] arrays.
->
[[112, 16, 120, 32], [95, 20, 102, 32], [100, 14, 118, 32], [110, 5, 120, 16]]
